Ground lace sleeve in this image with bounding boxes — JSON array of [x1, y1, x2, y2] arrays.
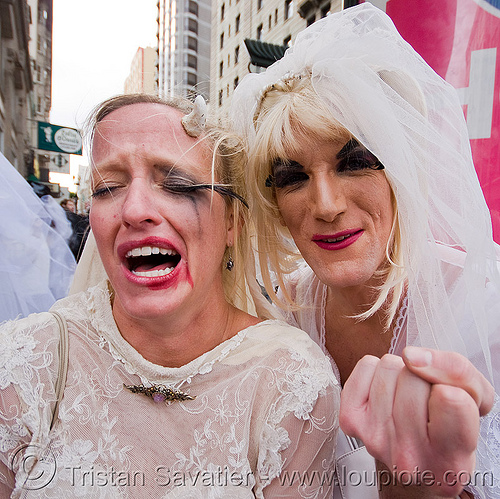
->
[[0, 313, 60, 491], [253, 340, 340, 498]]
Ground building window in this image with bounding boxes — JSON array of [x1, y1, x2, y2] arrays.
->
[[284, 0, 293, 20], [188, 1, 198, 15], [269, 15, 272, 29], [187, 18, 198, 34], [188, 36, 198, 51], [234, 45, 240, 64], [235, 14, 241, 32], [227, 84, 230, 97], [220, 61, 224, 77], [321, 2, 331, 17], [221, 3, 225, 21], [283, 34, 291, 47], [234, 76, 239, 89], [275, 8, 278, 24], [307, 15, 315, 26], [257, 0, 263, 10], [187, 54, 197, 69], [187, 72, 197, 86], [219, 89, 223, 106], [228, 54, 230, 66], [256, 24, 263, 40], [220, 32, 224, 49]]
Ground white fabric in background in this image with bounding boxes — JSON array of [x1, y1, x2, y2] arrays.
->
[[0, 153, 76, 322]]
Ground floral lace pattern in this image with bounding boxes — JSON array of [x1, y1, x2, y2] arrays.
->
[[0, 280, 339, 498]]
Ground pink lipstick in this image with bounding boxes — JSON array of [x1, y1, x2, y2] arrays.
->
[[312, 229, 364, 250]]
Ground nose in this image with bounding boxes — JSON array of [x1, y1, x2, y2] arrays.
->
[[309, 174, 347, 222], [121, 178, 162, 228]]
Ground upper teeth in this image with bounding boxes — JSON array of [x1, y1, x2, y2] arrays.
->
[[126, 246, 178, 258], [324, 235, 350, 243]]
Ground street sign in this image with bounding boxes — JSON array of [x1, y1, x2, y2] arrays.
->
[[37, 121, 83, 155], [48, 152, 70, 173]]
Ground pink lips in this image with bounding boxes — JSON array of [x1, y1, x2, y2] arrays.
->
[[312, 229, 364, 250]]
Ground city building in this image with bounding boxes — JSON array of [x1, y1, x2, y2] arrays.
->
[[157, 0, 212, 100], [0, 0, 33, 176], [124, 46, 156, 94], [210, 0, 341, 116], [27, 0, 53, 183]]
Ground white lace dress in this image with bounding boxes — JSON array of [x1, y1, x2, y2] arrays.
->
[[283, 262, 500, 499], [0, 280, 340, 498]]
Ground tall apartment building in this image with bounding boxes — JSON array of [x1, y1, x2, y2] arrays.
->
[[125, 46, 156, 94], [27, 0, 52, 182], [157, 0, 211, 100], [0, 0, 32, 175], [211, 0, 341, 116]]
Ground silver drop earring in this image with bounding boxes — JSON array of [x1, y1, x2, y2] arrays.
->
[[226, 252, 234, 271]]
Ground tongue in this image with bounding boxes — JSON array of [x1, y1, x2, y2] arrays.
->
[[135, 261, 175, 272]]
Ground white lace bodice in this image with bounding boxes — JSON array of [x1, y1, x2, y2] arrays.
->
[[0, 280, 340, 498]]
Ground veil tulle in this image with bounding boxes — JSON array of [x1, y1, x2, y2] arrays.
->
[[0, 153, 76, 322]]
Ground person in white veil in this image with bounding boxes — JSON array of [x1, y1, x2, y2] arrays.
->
[[231, 4, 499, 498], [0, 152, 76, 322]]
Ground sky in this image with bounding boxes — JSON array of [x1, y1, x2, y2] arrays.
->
[[49, 0, 158, 188], [50, 0, 158, 134]]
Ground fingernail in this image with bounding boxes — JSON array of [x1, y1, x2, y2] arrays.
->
[[404, 346, 432, 367]]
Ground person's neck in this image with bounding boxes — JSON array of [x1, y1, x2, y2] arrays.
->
[[324, 285, 393, 385], [112, 295, 258, 368]]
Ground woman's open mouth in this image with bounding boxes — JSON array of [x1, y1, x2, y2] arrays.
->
[[125, 246, 182, 278]]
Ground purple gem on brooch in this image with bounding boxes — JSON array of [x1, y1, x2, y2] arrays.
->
[[153, 392, 166, 403]]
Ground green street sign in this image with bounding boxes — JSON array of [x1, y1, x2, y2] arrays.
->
[[37, 121, 82, 155]]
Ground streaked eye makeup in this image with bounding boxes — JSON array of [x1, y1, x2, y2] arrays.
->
[[161, 167, 248, 207]]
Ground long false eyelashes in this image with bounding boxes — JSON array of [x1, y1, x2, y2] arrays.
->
[[167, 182, 249, 208]]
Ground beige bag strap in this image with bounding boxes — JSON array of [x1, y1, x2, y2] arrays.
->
[[49, 311, 69, 431]]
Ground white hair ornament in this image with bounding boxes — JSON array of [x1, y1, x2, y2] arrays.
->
[[181, 95, 207, 137]]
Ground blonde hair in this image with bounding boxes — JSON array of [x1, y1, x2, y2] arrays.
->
[[247, 77, 407, 328], [86, 93, 273, 318]]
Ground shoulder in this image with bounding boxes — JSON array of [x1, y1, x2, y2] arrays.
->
[[242, 319, 338, 385], [0, 310, 58, 347], [51, 279, 111, 321]]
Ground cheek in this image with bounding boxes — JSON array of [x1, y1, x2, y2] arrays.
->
[[276, 194, 299, 228]]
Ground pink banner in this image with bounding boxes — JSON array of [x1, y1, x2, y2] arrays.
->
[[368, 0, 500, 241]]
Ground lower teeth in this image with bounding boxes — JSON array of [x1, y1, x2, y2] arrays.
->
[[132, 267, 174, 278]]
